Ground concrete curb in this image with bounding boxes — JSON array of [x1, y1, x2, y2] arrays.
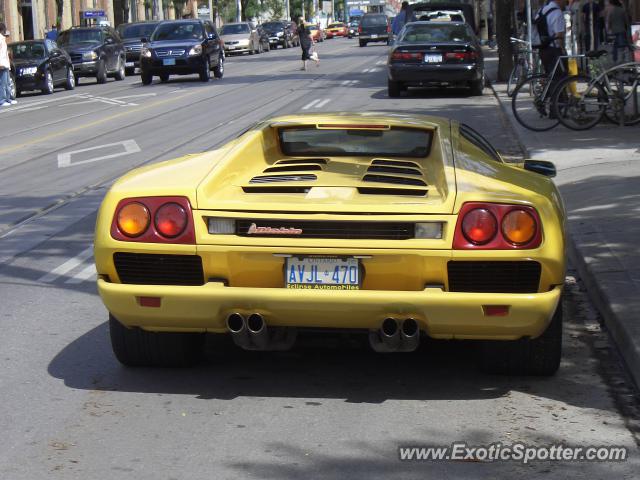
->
[[488, 78, 640, 388]]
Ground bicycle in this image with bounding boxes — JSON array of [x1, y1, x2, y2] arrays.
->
[[507, 37, 541, 97], [511, 54, 581, 131], [551, 51, 640, 130]]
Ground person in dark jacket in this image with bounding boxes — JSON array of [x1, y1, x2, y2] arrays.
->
[[297, 17, 318, 70]]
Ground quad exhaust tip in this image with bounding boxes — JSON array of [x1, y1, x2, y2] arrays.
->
[[226, 312, 246, 333]]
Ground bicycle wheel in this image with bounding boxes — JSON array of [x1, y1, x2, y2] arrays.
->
[[603, 71, 640, 126], [512, 74, 560, 131], [507, 61, 526, 97], [552, 75, 607, 131]]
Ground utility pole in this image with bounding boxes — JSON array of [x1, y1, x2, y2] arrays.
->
[[236, 0, 241, 21], [285, 0, 290, 21]]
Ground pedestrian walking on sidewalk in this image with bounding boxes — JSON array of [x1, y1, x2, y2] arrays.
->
[[0, 23, 16, 107], [607, 0, 630, 63], [297, 17, 318, 71], [533, 0, 567, 90]]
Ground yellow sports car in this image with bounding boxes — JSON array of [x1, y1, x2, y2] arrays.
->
[[325, 22, 348, 38], [95, 113, 566, 374]]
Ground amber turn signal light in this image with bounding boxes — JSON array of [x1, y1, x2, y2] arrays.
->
[[117, 202, 150, 237], [502, 209, 537, 245]]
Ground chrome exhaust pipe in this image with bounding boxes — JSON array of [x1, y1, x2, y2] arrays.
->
[[226, 312, 251, 349], [247, 313, 269, 349], [399, 318, 420, 352], [369, 317, 400, 352]]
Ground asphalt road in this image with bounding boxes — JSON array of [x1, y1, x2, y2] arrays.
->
[[0, 38, 638, 479]]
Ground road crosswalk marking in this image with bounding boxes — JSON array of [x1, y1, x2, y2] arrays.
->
[[65, 263, 97, 284], [38, 246, 94, 283]]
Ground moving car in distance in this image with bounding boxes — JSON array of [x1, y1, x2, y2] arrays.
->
[[305, 23, 324, 43], [116, 21, 160, 75], [348, 20, 360, 38], [220, 22, 261, 55], [57, 25, 125, 84], [95, 112, 565, 377], [409, 1, 478, 33], [359, 13, 391, 47], [9, 39, 75, 95], [140, 19, 224, 84], [261, 20, 292, 49], [325, 22, 347, 38], [387, 21, 484, 97]]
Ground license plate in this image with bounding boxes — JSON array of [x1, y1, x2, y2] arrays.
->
[[163, 58, 176, 66], [125, 61, 134, 67], [285, 257, 360, 290], [371, 34, 378, 38], [424, 54, 442, 63]]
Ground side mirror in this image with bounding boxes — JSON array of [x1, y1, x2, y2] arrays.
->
[[523, 159, 556, 178], [105, 37, 114, 44], [208, 33, 217, 40], [141, 37, 148, 43]]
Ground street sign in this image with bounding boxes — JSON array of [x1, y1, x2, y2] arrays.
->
[[83, 10, 106, 18]]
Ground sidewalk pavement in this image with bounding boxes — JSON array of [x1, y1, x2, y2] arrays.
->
[[485, 51, 640, 388]]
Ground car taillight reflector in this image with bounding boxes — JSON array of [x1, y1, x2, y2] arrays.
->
[[461, 208, 497, 245], [502, 209, 537, 245], [358, 26, 362, 33], [391, 51, 423, 61], [445, 51, 477, 61], [117, 202, 150, 237], [155, 202, 188, 238]]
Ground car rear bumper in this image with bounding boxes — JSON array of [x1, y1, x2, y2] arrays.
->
[[98, 278, 562, 339], [72, 61, 98, 76], [224, 46, 251, 53], [360, 34, 389, 41], [141, 56, 206, 74], [389, 64, 482, 84]]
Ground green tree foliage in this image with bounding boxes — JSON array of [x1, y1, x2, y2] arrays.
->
[[265, 0, 285, 19]]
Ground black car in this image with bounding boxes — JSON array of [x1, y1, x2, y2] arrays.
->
[[9, 39, 75, 95], [261, 21, 292, 49], [116, 21, 161, 75], [57, 26, 126, 84], [140, 19, 224, 84], [348, 20, 360, 38], [387, 21, 484, 97], [358, 13, 391, 47]]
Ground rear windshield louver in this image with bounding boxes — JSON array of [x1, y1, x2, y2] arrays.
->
[[276, 158, 328, 165], [363, 174, 427, 187], [367, 165, 423, 176], [372, 159, 421, 168], [264, 164, 323, 173], [249, 174, 317, 184], [114, 253, 204, 286], [357, 187, 428, 196], [242, 186, 311, 193]]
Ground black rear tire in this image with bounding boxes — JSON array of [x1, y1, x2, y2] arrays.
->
[[481, 302, 563, 376], [41, 70, 54, 94], [114, 57, 126, 81], [159, 73, 170, 83], [470, 78, 484, 96], [64, 67, 75, 90], [359, 40, 367, 47], [109, 314, 205, 367], [141, 70, 153, 85], [96, 60, 107, 84], [388, 79, 402, 97], [213, 55, 224, 78]]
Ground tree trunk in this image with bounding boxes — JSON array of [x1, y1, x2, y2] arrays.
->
[[495, 0, 514, 81]]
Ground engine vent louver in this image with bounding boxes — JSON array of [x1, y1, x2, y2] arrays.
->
[[367, 165, 423, 176], [249, 174, 317, 184], [275, 158, 328, 165], [362, 174, 427, 187], [242, 186, 311, 193], [357, 187, 428, 196], [264, 165, 323, 173], [371, 159, 422, 168]]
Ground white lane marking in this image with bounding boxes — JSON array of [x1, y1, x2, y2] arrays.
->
[[315, 98, 331, 108], [10, 105, 49, 113], [340, 80, 360, 87], [340, 80, 350, 86], [302, 99, 321, 110], [38, 246, 94, 283], [362, 68, 371, 73], [57, 139, 141, 168], [61, 94, 138, 107], [65, 263, 97, 284], [368, 67, 381, 73], [3, 94, 81, 112], [376, 60, 386, 65], [112, 93, 157, 100]]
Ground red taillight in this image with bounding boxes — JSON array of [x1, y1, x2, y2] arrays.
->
[[391, 51, 423, 62], [358, 26, 362, 33], [155, 202, 188, 238], [445, 51, 478, 61], [110, 196, 195, 244], [387, 25, 391, 33], [453, 203, 542, 249], [461, 208, 497, 245]]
